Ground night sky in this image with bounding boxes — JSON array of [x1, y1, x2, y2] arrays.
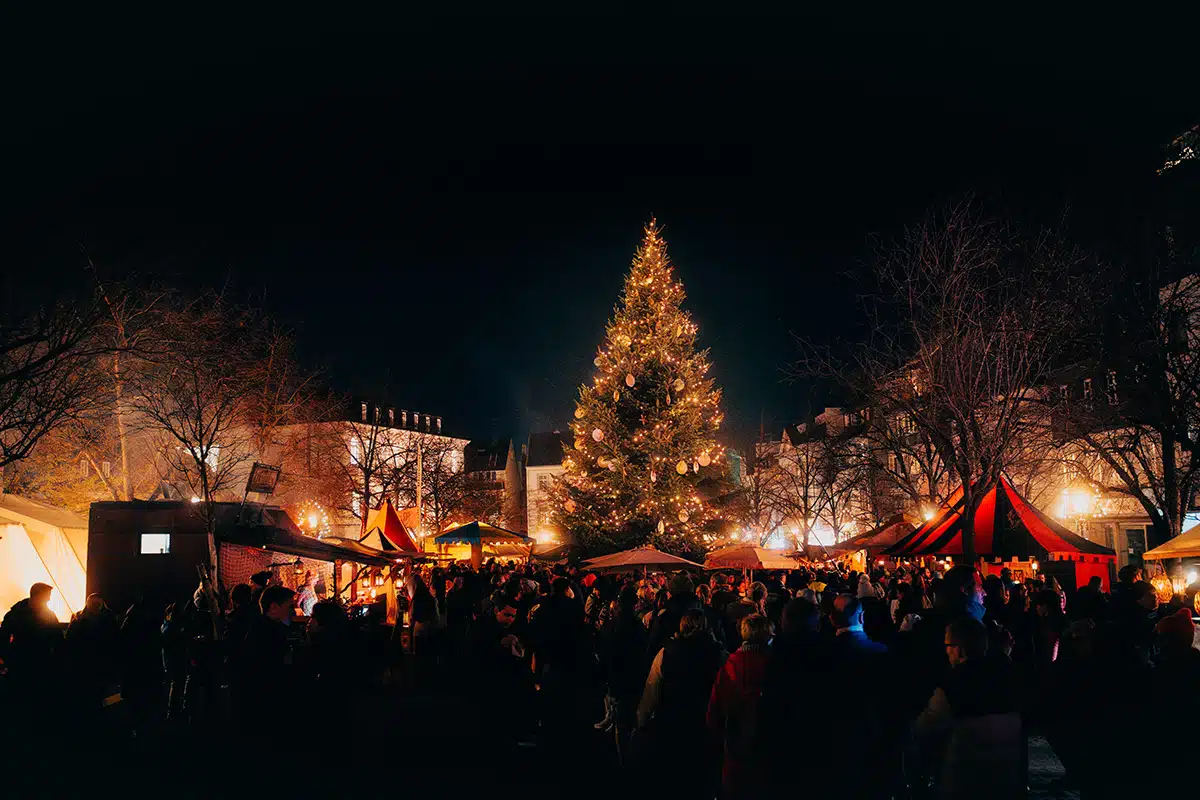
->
[[2, 12, 1194, 453]]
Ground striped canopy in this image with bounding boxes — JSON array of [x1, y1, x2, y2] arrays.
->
[[886, 475, 1114, 560]]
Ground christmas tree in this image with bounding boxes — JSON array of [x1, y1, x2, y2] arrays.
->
[[555, 220, 727, 555]]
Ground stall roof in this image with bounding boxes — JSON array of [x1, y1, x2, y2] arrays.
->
[[1143, 524, 1200, 560], [218, 506, 411, 567], [433, 521, 532, 545], [886, 476, 1115, 560]]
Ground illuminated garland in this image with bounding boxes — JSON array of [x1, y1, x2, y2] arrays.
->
[[294, 499, 332, 538]]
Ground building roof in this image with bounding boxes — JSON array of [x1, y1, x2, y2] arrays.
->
[[527, 431, 570, 468], [465, 439, 511, 472]]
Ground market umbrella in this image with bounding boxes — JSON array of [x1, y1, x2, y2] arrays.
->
[[703, 544, 800, 571], [1144, 523, 1200, 560], [582, 545, 703, 573]]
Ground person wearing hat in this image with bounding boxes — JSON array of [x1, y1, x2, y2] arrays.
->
[[0, 583, 62, 684]]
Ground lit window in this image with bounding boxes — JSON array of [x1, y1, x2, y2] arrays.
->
[[402, 410, 408, 427], [388, 408, 395, 426], [374, 407, 381, 424], [140, 533, 171, 554], [361, 402, 368, 422]]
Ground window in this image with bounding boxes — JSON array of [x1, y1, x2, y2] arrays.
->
[[140, 533, 171, 554], [401, 410, 408, 427], [1106, 370, 1119, 404], [537, 474, 552, 491], [388, 408, 395, 426], [887, 453, 897, 473], [374, 407, 381, 424], [424, 414, 431, 431], [1058, 385, 1069, 408], [1083, 378, 1093, 401], [361, 402, 368, 422]]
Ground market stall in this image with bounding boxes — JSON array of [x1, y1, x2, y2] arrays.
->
[[825, 514, 917, 570], [885, 476, 1116, 590], [432, 521, 533, 568], [582, 545, 704, 574]]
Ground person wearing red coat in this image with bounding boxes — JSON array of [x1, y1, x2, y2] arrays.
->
[[707, 613, 772, 799]]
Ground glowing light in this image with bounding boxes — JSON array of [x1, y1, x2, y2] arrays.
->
[[1055, 486, 1098, 520], [190, 496, 201, 503], [922, 506, 936, 522]]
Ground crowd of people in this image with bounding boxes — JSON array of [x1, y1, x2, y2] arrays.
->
[[2, 559, 1198, 797]]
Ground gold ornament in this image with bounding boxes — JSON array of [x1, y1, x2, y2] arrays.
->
[[649, 470, 657, 483], [678, 511, 689, 523], [675, 324, 681, 336], [666, 392, 671, 405], [613, 390, 620, 402], [597, 456, 609, 468], [574, 437, 585, 449], [625, 373, 636, 387], [657, 520, 665, 534], [564, 499, 577, 513], [673, 378, 685, 392], [676, 461, 687, 475], [594, 357, 602, 367], [592, 428, 604, 442], [574, 407, 585, 419], [693, 461, 699, 473], [698, 452, 711, 467]]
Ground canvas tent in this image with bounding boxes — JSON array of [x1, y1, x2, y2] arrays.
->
[[827, 514, 918, 557], [359, 499, 420, 553], [886, 475, 1116, 590], [1143, 523, 1200, 560], [0, 493, 88, 622]]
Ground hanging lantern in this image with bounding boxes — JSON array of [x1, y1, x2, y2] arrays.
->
[[676, 460, 688, 475], [698, 452, 711, 467], [678, 511, 689, 523], [564, 499, 577, 513], [626, 373, 636, 387], [674, 378, 685, 392], [1151, 574, 1175, 604], [574, 407, 585, 419], [592, 428, 604, 442], [657, 520, 665, 534]]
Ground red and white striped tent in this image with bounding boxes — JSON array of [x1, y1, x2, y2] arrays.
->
[[886, 475, 1116, 590]]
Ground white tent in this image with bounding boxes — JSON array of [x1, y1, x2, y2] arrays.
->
[[0, 494, 88, 622]]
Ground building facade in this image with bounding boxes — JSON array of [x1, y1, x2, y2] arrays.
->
[[525, 430, 570, 543]]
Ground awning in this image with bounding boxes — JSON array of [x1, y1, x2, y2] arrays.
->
[[217, 507, 411, 567], [826, 514, 917, 555], [704, 545, 800, 570], [433, 521, 532, 546], [1143, 524, 1200, 560]]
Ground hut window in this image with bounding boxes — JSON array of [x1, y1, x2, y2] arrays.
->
[[140, 533, 171, 554]]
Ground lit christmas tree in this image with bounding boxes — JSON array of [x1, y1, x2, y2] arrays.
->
[[554, 220, 728, 555]]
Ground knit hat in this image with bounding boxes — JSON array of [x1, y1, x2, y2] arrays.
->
[[1156, 607, 1196, 650]]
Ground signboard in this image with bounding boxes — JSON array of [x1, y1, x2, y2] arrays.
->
[[246, 463, 281, 495]]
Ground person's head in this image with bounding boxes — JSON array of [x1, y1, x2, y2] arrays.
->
[[1156, 608, 1196, 655], [1000, 567, 1012, 583], [945, 617, 988, 666], [230, 583, 253, 609], [678, 608, 707, 639], [832, 594, 864, 630], [695, 583, 711, 605], [939, 565, 980, 608], [781, 597, 819, 635], [1008, 582, 1028, 609], [654, 587, 669, 610], [250, 571, 272, 589], [740, 613, 772, 645], [1117, 564, 1139, 586], [668, 573, 695, 599], [1132, 581, 1157, 611], [748, 581, 768, 605], [302, 570, 314, 588], [84, 593, 106, 615], [1034, 589, 1061, 618], [308, 601, 347, 636], [551, 577, 570, 597], [1086, 575, 1103, 592], [495, 601, 519, 628], [983, 574, 1007, 605], [1046, 576, 1063, 594], [260, 585, 296, 623], [29, 582, 52, 607]]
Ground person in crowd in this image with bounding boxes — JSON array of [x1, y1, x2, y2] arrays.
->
[[529, 575, 590, 762], [235, 585, 296, 729], [249, 570, 273, 610], [0, 583, 61, 688], [831, 593, 889, 658], [637, 608, 725, 796], [647, 573, 725, 661], [1072, 575, 1107, 621], [119, 595, 166, 735], [64, 593, 121, 716], [642, 586, 668, 629], [295, 571, 318, 617], [597, 586, 649, 762], [910, 617, 1022, 799], [224, 583, 258, 646], [981, 574, 1008, 624], [707, 613, 772, 799], [305, 601, 360, 694], [999, 567, 1016, 594], [710, 573, 739, 615]]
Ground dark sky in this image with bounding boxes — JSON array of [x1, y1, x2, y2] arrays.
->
[[2, 11, 1194, 452]]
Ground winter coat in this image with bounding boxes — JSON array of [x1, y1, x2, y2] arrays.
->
[[707, 643, 770, 797]]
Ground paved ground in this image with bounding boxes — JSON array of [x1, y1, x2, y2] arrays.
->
[[1028, 736, 1079, 799]]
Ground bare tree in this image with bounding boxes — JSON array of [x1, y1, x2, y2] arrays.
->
[[802, 201, 1092, 561]]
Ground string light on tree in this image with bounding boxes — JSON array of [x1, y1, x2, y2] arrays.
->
[[550, 219, 730, 556]]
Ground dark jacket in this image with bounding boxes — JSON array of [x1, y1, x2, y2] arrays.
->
[[646, 592, 725, 663], [601, 610, 649, 701], [646, 633, 726, 735], [0, 597, 61, 679]]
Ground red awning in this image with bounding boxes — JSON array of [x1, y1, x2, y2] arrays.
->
[[886, 475, 1115, 560]]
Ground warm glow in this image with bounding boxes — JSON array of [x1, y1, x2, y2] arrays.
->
[[1055, 486, 1098, 520], [190, 496, 201, 503], [532, 528, 558, 545], [307, 514, 318, 529], [922, 506, 936, 522]]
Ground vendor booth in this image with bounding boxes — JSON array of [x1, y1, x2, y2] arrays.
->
[[0, 493, 88, 622], [885, 476, 1117, 590], [826, 514, 918, 571], [431, 521, 533, 568], [1143, 524, 1200, 561]]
